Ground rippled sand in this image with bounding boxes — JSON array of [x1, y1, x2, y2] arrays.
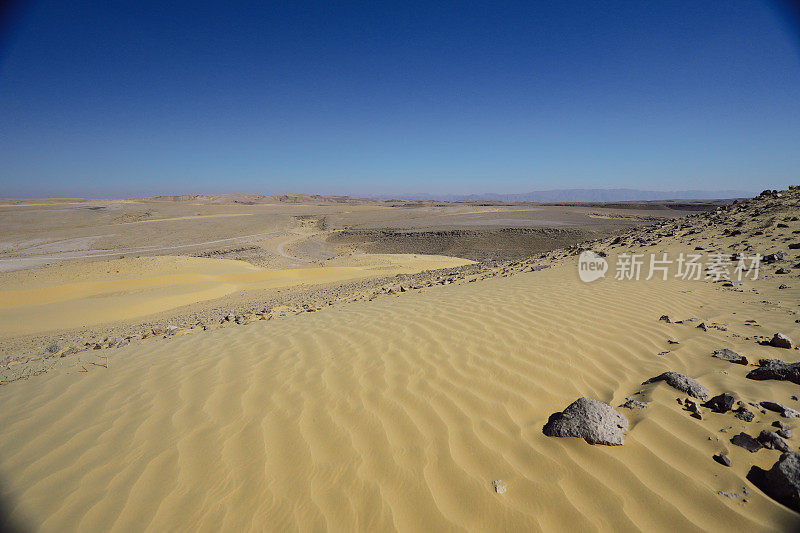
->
[[1, 258, 798, 531]]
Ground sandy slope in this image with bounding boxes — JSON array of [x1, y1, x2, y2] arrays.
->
[[1, 257, 799, 531]]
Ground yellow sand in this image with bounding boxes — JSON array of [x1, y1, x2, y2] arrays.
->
[[1, 257, 798, 531], [0, 255, 472, 335]]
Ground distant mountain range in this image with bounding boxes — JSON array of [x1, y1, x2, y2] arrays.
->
[[388, 188, 755, 203]]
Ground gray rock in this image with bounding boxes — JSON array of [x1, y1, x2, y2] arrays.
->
[[731, 432, 763, 452], [761, 401, 800, 418], [713, 453, 731, 467], [759, 430, 793, 452], [770, 333, 794, 349], [747, 359, 800, 385], [704, 393, 736, 413], [747, 452, 800, 512], [492, 480, 506, 494], [779, 429, 793, 439], [712, 348, 748, 365], [734, 406, 755, 422], [542, 397, 628, 446], [642, 372, 710, 400]]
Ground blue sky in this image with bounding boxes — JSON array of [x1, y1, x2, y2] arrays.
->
[[1, 1, 798, 198]]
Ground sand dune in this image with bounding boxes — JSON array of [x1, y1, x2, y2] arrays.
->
[[1, 260, 798, 531]]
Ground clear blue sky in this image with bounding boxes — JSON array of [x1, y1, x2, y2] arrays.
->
[[1, 1, 798, 198]]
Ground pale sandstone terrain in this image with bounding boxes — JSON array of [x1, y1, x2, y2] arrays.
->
[[1, 190, 799, 531], [0, 195, 700, 360]]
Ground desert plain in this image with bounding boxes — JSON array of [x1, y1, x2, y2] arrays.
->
[[1, 190, 799, 531]]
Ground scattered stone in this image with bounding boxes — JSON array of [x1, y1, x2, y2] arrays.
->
[[642, 372, 710, 400], [747, 452, 800, 512], [770, 333, 794, 349], [705, 393, 736, 413], [659, 315, 671, 323], [697, 322, 708, 331], [711, 349, 748, 365], [759, 431, 793, 452], [713, 453, 731, 467], [731, 432, 763, 453], [667, 339, 680, 345], [764, 251, 788, 264], [619, 398, 649, 410], [542, 397, 628, 446], [779, 429, 794, 439], [492, 480, 506, 494], [747, 359, 800, 385]]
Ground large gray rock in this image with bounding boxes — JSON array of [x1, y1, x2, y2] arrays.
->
[[642, 372, 710, 400], [747, 359, 800, 385], [759, 430, 793, 453], [542, 397, 628, 446], [748, 453, 800, 512], [712, 348, 748, 365]]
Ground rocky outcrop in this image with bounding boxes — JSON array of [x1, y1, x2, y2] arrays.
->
[[747, 359, 800, 385]]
